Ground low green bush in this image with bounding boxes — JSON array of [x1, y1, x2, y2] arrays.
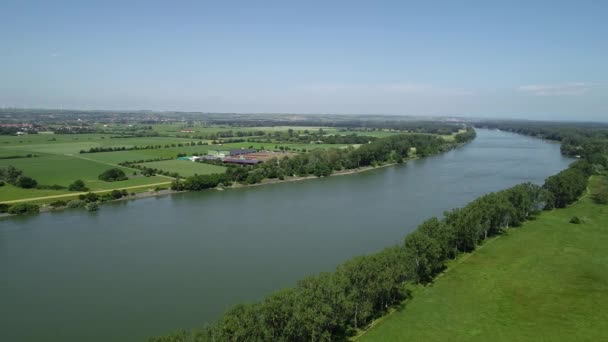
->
[[8, 203, 40, 215], [66, 200, 86, 208], [85, 202, 99, 211], [49, 200, 68, 208]]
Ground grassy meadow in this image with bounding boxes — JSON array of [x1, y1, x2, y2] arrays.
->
[[359, 176, 608, 342]]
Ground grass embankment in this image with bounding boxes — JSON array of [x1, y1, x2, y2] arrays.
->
[[360, 176, 608, 341]]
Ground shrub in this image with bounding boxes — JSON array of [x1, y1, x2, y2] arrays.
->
[[79, 192, 99, 203], [110, 190, 124, 199], [68, 179, 89, 192], [49, 200, 67, 208], [67, 200, 86, 208], [98, 168, 128, 182], [85, 202, 99, 211], [0, 180, 4, 187], [8, 203, 40, 215], [0, 203, 9, 213], [16, 176, 38, 189], [569, 216, 582, 224]]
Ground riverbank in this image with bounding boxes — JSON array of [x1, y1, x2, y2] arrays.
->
[[0, 161, 399, 218]]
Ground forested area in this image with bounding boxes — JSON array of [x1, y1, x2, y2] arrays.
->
[[171, 129, 476, 191], [152, 127, 602, 342]]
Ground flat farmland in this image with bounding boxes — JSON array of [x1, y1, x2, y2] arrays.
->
[[0, 154, 136, 186], [0, 134, 202, 154], [0, 153, 169, 202], [0, 130, 358, 203], [137, 160, 226, 177]]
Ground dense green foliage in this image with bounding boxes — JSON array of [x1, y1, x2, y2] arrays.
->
[[543, 160, 591, 208], [15, 175, 37, 188], [98, 168, 128, 182], [0, 165, 40, 189], [0, 165, 24, 185], [7, 202, 40, 215], [68, 179, 89, 192]]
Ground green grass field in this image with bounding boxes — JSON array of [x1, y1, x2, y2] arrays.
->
[[0, 152, 170, 201], [360, 176, 608, 342], [0, 134, 198, 154], [137, 160, 226, 177]]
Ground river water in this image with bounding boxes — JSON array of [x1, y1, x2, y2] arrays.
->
[[0, 129, 573, 341]]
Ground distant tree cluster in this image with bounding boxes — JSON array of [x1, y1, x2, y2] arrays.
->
[[68, 179, 89, 192], [98, 168, 128, 182], [0, 165, 38, 189]]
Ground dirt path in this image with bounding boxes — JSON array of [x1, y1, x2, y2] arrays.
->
[[0, 181, 173, 204]]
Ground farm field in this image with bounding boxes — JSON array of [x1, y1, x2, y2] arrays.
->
[[360, 176, 608, 342], [137, 160, 226, 177], [0, 134, 200, 154], [0, 126, 412, 203], [0, 152, 169, 202], [0, 154, 136, 186]]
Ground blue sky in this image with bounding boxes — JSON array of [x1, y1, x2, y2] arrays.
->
[[1, 0, 606, 120]]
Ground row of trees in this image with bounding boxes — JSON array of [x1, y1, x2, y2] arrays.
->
[[80, 141, 209, 154]]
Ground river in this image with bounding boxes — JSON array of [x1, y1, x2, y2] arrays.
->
[[0, 129, 573, 342]]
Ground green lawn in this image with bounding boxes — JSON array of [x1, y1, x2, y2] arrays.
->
[[360, 176, 608, 342], [137, 159, 226, 177]]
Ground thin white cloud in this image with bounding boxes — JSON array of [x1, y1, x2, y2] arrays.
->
[[517, 82, 590, 96], [295, 83, 474, 96]]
